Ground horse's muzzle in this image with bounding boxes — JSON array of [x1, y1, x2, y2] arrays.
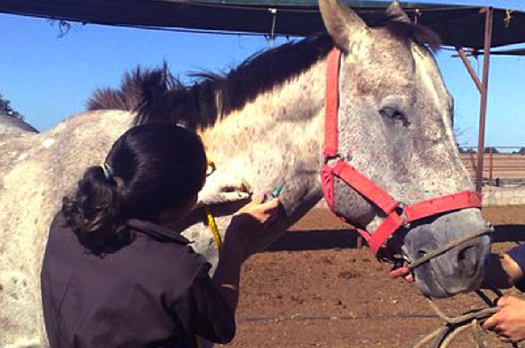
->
[[402, 209, 491, 298]]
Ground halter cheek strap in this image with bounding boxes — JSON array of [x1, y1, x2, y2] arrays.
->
[[321, 47, 482, 257]]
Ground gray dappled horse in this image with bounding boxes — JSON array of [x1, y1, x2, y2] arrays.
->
[[0, 0, 490, 347], [0, 115, 38, 135]]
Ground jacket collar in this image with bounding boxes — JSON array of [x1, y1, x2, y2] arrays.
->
[[126, 219, 190, 244]]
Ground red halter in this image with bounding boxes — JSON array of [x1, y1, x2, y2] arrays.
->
[[320, 47, 482, 256]]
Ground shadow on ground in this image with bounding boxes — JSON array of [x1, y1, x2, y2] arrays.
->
[[267, 223, 525, 252], [269, 229, 360, 251]]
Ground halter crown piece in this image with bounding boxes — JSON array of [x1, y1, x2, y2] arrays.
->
[[320, 47, 484, 261]]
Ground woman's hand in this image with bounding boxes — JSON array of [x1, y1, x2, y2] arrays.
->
[[389, 267, 414, 282], [225, 194, 281, 258], [213, 194, 281, 313], [235, 193, 280, 227], [483, 253, 524, 289], [482, 295, 525, 343]]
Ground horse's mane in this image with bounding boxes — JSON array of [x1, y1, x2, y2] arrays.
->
[[87, 68, 151, 111], [131, 34, 335, 129], [87, 14, 440, 130]]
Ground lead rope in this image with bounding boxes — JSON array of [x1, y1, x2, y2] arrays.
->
[[193, 207, 222, 348], [202, 205, 223, 252], [397, 225, 521, 348], [409, 287, 520, 348], [406, 226, 493, 271], [194, 159, 223, 348], [391, 225, 493, 280], [201, 159, 223, 253]]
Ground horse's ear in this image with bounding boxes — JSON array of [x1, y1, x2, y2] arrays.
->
[[386, 1, 411, 23], [318, 0, 367, 50]]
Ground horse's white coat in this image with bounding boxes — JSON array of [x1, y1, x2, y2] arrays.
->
[[0, 1, 489, 346], [41, 139, 55, 149]]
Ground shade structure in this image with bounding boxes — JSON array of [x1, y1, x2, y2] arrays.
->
[[0, 0, 524, 49]]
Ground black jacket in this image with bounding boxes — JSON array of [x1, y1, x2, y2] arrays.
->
[[41, 211, 235, 348]]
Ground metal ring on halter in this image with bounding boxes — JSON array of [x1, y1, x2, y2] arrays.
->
[[323, 153, 342, 165]]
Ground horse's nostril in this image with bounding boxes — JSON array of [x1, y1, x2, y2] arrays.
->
[[458, 245, 475, 265], [457, 245, 481, 279]]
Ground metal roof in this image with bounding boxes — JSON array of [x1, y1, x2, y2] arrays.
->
[[0, 0, 524, 49]]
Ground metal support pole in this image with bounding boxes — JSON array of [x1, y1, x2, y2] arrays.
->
[[455, 47, 482, 93], [475, 7, 493, 193], [489, 147, 493, 184]]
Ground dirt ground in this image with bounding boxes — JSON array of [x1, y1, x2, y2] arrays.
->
[[218, 206, 525, 348]]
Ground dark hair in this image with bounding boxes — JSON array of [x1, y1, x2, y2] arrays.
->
[[62, 124, 207, 255]]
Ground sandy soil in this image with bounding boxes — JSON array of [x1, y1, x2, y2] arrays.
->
[[217, 206, 525, 348]]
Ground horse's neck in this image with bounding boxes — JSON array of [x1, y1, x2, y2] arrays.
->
[[200, 59, 328, 213]]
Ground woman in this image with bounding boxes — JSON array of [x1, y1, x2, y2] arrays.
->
[[481, 245, 525, 343], [41, 123, 280, 348], [392, 244, 525, 343]]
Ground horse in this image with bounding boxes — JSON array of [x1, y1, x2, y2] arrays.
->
[[0, 0, 491, 347], [0, 114, 39, 135]]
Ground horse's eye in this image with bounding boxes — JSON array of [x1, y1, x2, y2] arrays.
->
[[380, 107, 410, 127]]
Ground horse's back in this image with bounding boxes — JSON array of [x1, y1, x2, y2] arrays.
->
[[0, 109, 133, 348], [0, 115, 39, 136]]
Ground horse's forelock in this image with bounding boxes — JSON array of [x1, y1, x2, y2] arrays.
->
[[367, 12, 442, 51], [384, 21, 442, 51]]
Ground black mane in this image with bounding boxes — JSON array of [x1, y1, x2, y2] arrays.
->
[[132, 34, 334, 129], [87, 13, 440, 129]]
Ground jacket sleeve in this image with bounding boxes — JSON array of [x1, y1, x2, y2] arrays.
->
[[170, 264, 236, 344], [507, 244, 525, 292]]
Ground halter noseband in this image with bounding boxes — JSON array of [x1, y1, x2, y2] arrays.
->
[[320, 47, 484, 259]]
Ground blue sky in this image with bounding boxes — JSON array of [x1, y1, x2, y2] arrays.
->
[[0, 0, 524, 148]]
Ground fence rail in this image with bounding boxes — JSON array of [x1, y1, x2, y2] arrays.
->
[[460, 153, 525, 187]]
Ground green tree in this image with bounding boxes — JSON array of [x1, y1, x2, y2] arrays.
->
[[0, 93, 24, 119], [457, 144, 476, 154], [483, 147, 499, 154]]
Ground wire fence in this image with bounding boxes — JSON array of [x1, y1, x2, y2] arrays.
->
[[460, 146, 525, 187]]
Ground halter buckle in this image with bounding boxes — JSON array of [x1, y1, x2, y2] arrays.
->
[[323, 153, 342, 165], [396, 203, 411, 229]]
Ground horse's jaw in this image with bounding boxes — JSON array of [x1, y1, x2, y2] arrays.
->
[[401, 209, 491, 298]]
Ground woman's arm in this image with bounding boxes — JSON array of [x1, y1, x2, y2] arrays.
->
[[211, 196, 280, 313], [484, 252, 524, 289], [170, 197, 280, 344]]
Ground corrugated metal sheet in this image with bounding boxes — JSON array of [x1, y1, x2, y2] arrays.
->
[[0, 0, 524, 49]]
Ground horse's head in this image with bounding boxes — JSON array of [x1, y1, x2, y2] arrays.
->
[[319, 0, 490, 298]]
